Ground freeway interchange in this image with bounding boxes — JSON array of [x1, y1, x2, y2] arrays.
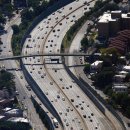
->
[[1, 0, 125, 130]]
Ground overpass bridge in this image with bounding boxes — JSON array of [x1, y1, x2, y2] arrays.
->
[[0, 53, 90, 61]]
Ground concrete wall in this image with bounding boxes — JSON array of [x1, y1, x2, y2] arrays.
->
[[20, 59, 63, 128], [63, 58, 126, 130], [20, 0, 75, 128]]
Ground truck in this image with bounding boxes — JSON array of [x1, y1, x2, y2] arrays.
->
[[53, 118, 59, 128]]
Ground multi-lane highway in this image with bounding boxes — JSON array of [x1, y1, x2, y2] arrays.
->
[[22, 0, 124, 130]]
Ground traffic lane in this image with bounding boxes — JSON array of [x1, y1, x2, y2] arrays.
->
[[22, 34, 86, 130], [22, 50, 84, 130]]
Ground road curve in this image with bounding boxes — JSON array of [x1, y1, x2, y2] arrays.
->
[[22, 0, 124, 130]]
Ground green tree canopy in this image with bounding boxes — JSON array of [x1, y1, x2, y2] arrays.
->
[[21, 9, 34, 22], [93, 70, 114, 88], [81, 37, 88, 49], [0, 70, 15, 94], [11, 25, 20, 35], [0, 12, 6, 24], [84, 64, 91, 73]]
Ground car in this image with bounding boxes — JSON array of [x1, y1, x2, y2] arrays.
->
[[24, 106, 27, 110], [62, 97, 65, 101], [83, 115, 86, 118], [69, 7, 72, 10], [57, 95, 60, 98], [15, 68, 19, 71], [60, 78, 63, 81], [50, 82, 53, 85], [91, 113, 94, 116], [45, 92, 48, 95], [59, 111, 62, 115], [62, 14, 65, 18], [38, 71, 41, 74], [41, 75, 44, 78], [66, 123, 69, 126], [27, 87, 31, 91], [84, 1, 87, 5], [76, 105, 78, 108], [71, 99, 74, 102], [66, 108, 69, 112], [15, 91, 19, 95]]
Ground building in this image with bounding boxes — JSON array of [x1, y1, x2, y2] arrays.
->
[[0, 115, 6, 121], [91, 60, 103, 69], [98, 11, 130, 38], [119, 70, 128, 75], [8, 117, 29, 123], [113, 75, 126, 82], [123, 65, 130, 72], [112, 84, 128, 93], [4, 109, 23, 117], [107, 30, 130, 54]]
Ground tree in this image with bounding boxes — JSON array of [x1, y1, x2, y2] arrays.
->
[[27, 0, 40, 8], [0, 24, 4, 30], [11, 25, 20, 34], [0, 70, 15, 95], [0, 13, 6, 24], [113, 0, 123, 4], [81, 37, 88, 50], [21, 9, 34, 22], [93, 70, 114, 88], [3, 3, 14, 17], [103, 3, 119, 11], [84, 64, 91, 73], [117, 58, 126, 65], [124, 73, 130, 82], [120, 95, 130, 109]]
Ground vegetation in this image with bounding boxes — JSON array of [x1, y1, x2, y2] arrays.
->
[[31, 97, 53, 130], [11, 25, 20, 35], [11, 0, 60, 55], [84, 64, 91, 73], [113, 0, 123, 4], [107, 92, 130, 118], [81, 37, 88, 51], [0, 70, 15, 95], [0, 121, 31, 130], [62, 0, 119, 52]]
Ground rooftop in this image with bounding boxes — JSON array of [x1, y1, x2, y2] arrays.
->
[[99, 11, 130, 23], [113, 85, 127, 89], [8, 117, 29, 123]]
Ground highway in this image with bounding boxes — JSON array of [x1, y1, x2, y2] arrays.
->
[[0, 12, 49, 130], [22, 0, 124, 130]]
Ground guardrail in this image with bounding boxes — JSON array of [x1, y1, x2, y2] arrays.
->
[[63, 57, 126, 130], [20, 59, 64, 128], [63, 59, 105, 113], [19, 0, 76, 129], [79, 77, 126, 130]]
